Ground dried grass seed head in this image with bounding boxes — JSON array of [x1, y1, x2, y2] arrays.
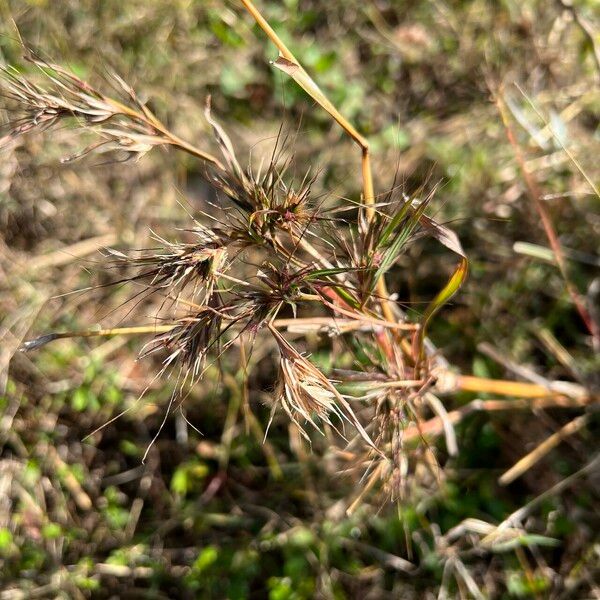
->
[[270, 327, 346, 441], [2, 54, 176, 161], [268, 326, 379, 454], [142, 305, 225, 382], [107, 226, 229, 303]]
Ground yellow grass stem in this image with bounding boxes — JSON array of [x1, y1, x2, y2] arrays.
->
[[499, 414, 590, 486], [455, 375, 567, 398], [105, 97, 225, 169]]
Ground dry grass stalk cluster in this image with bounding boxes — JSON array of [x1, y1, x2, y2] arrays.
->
[[0, 11, 472, 505], [1, 0, 595, 507]]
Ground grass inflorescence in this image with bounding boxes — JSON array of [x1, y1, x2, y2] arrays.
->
[[1, 1, 598, 597]]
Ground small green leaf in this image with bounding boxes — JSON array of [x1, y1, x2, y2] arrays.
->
[[0, 528, 13, 551], [171, 468, 188, 496], [374, 200, 426, 282], [415, 257, 468, 361], [305, 267, 357, 280], [192, 546, 219, 573], [72, 387, 91, 412], [42, 522, 62, 540]]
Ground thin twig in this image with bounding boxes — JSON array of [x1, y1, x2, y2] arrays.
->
[[402, 395, 594, 443], [495, 90, 599, 345], [493, 453, 600, 532], [499, 414, 591, 485]]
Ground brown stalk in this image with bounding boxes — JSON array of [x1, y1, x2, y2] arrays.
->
[[495, 91, 600, 346]]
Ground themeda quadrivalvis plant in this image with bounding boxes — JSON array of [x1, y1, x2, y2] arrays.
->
[[3, 1, 471, 504]]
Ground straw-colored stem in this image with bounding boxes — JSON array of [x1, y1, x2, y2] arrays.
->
[[106, 98, 225, 169], [361, 380, 425, 390], [21, 310, 418, 352], [240, 0, 367, 149], [347, 461, 384, 515], [317, 293, 418, 331], [455, 375, 566, 398], [239, 0, 292, 60], [362, 148, 395, 324], [272, 316, 413, 332], [499, 414, 590, 486], [361, 148, 376, 218], [401, 394, 593, 443]]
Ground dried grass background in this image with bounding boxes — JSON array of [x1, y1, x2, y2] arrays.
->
[[0, 1, 599, 598]]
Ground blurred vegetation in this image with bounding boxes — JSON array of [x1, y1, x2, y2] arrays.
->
[[1, 0, 599, 598]]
